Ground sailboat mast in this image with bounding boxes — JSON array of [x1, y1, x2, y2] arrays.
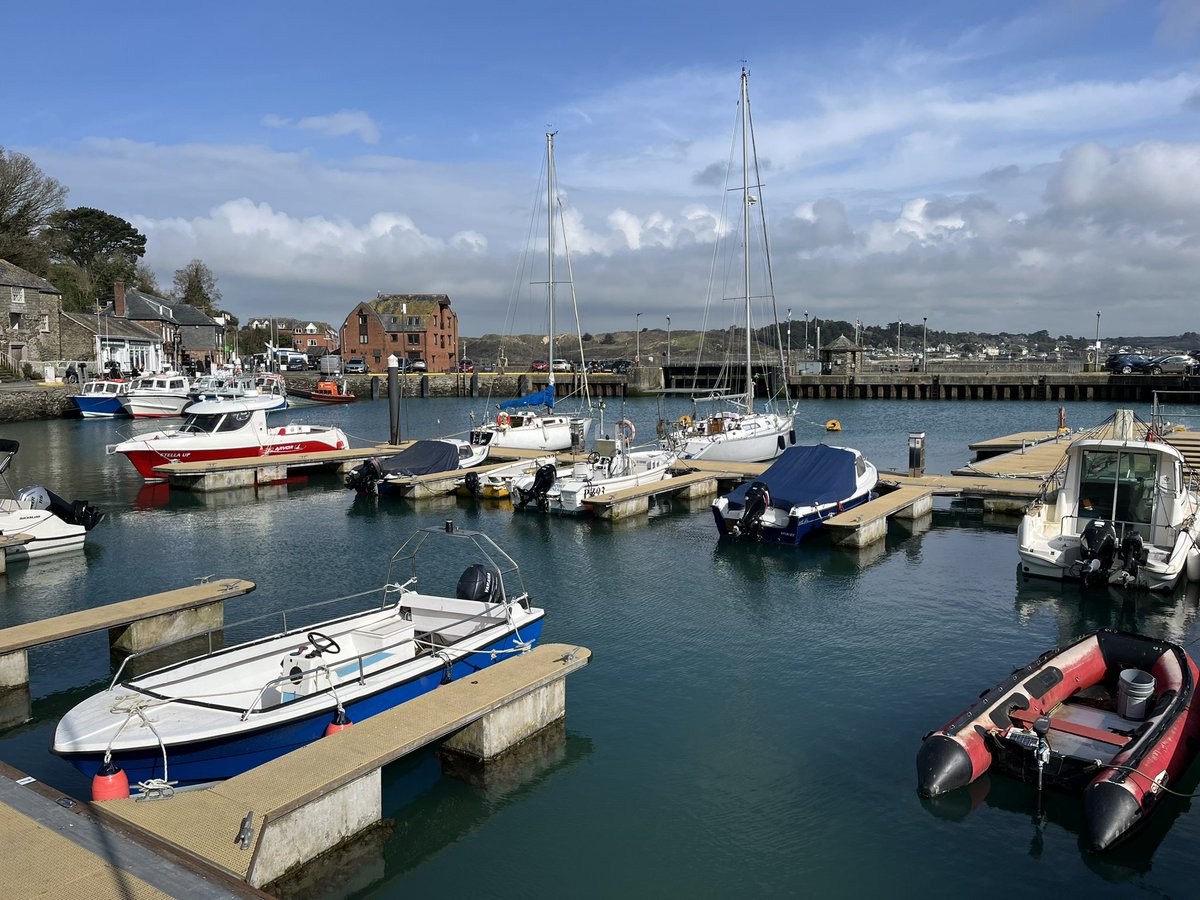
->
[[741, 67, 754, 412], [547, 131, 556, 390]]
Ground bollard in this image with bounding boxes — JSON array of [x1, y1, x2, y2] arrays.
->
[[908, 432, 926, 477]]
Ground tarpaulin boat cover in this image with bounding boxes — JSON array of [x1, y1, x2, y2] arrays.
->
[[500, 383, 554, 410], [723, 444, 858, 511], [381, 441, 462, 477]]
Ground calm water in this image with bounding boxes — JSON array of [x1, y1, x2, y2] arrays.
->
[[3, 395, 1200, 898]]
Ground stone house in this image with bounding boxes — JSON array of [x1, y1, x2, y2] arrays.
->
[[0, 258, 62, 375], [339, 293, 459, 372], [821, 334, 864, 374]]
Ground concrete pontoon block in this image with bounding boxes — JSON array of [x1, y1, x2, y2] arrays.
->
[[892, 492, 934, 520], [0, 649, 29, 690], [442, 679, 566, 760], [109, 599, 224, 655]]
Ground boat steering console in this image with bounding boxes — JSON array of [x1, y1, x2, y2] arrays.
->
[[305, 631, 340, 657]]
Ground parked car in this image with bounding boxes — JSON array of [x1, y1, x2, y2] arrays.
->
[[1106, 353, 1152, 374], [344, 358, 368, 374], [531, 359, 549, 372], [458, 358, 475, 373], [411, 359, 428, 372], [1140, 354, 1195, 375], [551, 359, 572, 372]]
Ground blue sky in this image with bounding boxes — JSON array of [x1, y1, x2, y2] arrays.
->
[[6, 1, 1200, 340]]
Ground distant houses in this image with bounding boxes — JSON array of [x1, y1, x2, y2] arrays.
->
[[338, 293, 459, 372]]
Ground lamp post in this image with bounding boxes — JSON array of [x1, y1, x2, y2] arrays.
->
[[1094, 310, 1101, 370], [666, 315, 671, 368], [786, 308, 792, 372], [804, 310, 809, 361], [922, 316, 928, 374], [896, 320, 902, 358], [635, 312, 642, 364]]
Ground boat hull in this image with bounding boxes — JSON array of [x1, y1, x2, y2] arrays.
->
[[71, 397, 128, 418], [674, 413, 796, 463], [473, 416, 592, 452], [118, 434, 348, 481], [711, 491, 872, 544], [120, 395, 191, 418], [58, 618, 544, 786]]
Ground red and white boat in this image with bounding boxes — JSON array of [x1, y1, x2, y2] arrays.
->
[[108, 399, 350, 481], [917, 630, 1200, 851]]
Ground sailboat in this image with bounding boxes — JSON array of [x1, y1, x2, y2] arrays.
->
[[470, 132, 592, 453], [662, 67, 797, 463]]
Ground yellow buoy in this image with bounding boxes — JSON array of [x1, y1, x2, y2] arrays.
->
[[826, 419, 842, 432]]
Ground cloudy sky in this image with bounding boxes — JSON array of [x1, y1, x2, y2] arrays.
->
[[6, 1, 1199, 340]]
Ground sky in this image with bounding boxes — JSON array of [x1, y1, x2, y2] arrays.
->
[[5, 1, 1200, 341]]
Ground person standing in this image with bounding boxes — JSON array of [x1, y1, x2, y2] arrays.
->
[[65, 362, 78, 384]]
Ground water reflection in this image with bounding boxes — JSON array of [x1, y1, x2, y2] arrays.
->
[[1014, 573, 1200, 643]]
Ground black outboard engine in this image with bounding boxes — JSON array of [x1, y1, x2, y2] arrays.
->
[[1116, 531, 1148, 584], [515, 463, 556, 510], [733, 481, 771, 540], [344, 457, 385, 494], [463, 471, 481, 495], [456, 564, 501, 603], [17, 485, 105, 531], [1078, 519, 1117, 584]]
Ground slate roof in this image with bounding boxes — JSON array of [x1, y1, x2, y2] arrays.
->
[[103, 288, 218, 326], [61, 311, 161, 341], [0, 258, 61, 294], [826, 334, 859, 351]]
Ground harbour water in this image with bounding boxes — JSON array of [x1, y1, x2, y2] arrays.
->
[[3, 395, 1200, 897]]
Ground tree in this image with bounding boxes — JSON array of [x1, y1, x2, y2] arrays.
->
[[172, 259, 222, 315], [45, 207, 148, 311], [0, 146, 67, 274], [132, 261, 160, 295]]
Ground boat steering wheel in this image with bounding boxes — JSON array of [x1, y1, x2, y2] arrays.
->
[[306, 631, 341, 656]]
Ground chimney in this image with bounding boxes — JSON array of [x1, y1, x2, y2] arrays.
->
[[114, 281, 126, 318]]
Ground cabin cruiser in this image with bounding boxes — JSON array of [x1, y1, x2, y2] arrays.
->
[[118, 372, 192, 418], [68, 379, 130, 418]]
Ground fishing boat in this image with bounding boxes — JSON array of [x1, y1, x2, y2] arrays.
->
[[711, 444, 877, 543], [293, 378, 356, 404], [468, 132, 592, 453], [1017, 433, 1200, 591], [345, 439, 489, 496], [108, 400, 350, 481], [659, 68, 796, 463], [68, 379, 130, 418], [0, 439, 104, 560], [917, 629, 1200, 851], [118, 372, 193, 418], [187, 372, 288, 412], [53, 523, 545, 792], [512, 421, 675, 514]]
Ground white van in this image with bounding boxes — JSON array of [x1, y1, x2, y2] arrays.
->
[[318, 355, 342, 375]]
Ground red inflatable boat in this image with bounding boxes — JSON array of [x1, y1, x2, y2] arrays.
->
[[917, 630, 1200, 850]]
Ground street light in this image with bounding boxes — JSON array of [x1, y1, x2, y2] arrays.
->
[[804, 310, 809, 361], [1095, 310, 1102, 370], [635, 312, 642, 364], [896, 320, 902, 358], [666, 315, 671, 368], [922, 316, 928, 374]]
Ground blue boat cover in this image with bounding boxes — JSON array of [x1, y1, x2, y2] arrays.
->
[[723, 444, 859, 511], [381, 441, 461, 477], [500, 383, 554, 410]]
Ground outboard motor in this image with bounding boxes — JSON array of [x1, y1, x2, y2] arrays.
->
[[456, 564, 501, 603], [733, 481, 771, 540], [1078, 519, 1117, 584], [16, 485, 104, 531], [463, 470, 481, 495], [515, 463, 556, 510], [344, 457, 385, 494], [1116, 531, 1148, 585]]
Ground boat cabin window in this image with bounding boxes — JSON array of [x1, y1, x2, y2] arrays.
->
[[1078, 449, 1158, 527], [179, 413, 222, 434], [856, 456, 867, 478]]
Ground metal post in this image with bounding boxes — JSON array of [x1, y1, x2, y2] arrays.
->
[[387, 354, 400, 445], [896, 320, 902, 358], [635, 312, 642, 364], [666, 315, 671, 368], [922, 316, 928, 374], [786, 308, 792, 373], [1094, 310, 1101, 371], [804, 311, 809, 361]]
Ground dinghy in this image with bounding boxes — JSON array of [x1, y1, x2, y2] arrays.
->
[[53, 523, 545, 793], [917, 630, 1200, 851], [711, 444, 877, 544]]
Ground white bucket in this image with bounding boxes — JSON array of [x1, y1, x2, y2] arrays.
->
[[1117, 668, 1156, 721]]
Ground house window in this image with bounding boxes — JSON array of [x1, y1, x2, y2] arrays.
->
[[307, 338, 317, 347], [406, 316, 421, 327], [407, 334, 420, 345], [358, 315, 368, 325], [390, 334, 397, 342], [39, 315, 50, 333], [10, 287, 25, 305], [359, 335, 369, 344], [9, 312, 20, 329]]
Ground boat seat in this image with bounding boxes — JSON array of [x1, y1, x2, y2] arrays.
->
[[1010, 707, 1130, 747]]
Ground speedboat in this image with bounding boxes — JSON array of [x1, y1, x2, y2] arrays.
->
[[53, 523, 545, 792], [108, 400, 350, 481], [461, 455, 558, 499], [917, 630, 1200, 851], [512, 421, 675, 514], [345, 439, 488, 496], [0, 439, 104, 560], [711, 444, 877, 543], [1017, 435, 1200, 591], [118, 373, 193, 418], [68, 379, 130, 418]]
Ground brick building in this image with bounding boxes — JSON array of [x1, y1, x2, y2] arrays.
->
[[339, 293, 459, 372]]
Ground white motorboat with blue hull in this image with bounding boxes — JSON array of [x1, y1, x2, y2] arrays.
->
[[712, 444, 878, 544], [53, 524, 544, 791], [69, 379, 130, 418]]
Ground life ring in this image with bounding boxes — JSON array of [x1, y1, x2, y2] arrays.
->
[[826, 419, 842, 432], [678, 414, 693, 428], [496, 412, 510, 427], [617, 419, 636, 443]]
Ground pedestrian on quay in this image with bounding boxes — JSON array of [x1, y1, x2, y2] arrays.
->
[[65, 362, 78, 384]]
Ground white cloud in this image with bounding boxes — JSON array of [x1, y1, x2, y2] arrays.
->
[[260, 110, 381, 144]]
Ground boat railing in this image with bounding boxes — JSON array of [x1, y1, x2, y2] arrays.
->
[[1062, 514, 1177, 549], [108, 585, 393, 689]]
